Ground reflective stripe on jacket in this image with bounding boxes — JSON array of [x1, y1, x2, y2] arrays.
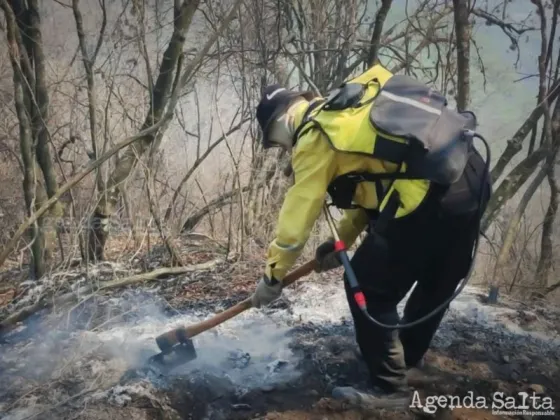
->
[[265, 65, 431, 281]]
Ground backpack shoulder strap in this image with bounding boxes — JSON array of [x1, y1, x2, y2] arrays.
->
[[292, 98, 325, 146]]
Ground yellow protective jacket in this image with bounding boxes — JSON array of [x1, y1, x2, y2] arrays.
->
[[265, 65, 431, 282]]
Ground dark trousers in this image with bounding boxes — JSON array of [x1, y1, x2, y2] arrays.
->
[[343, 151, 490, 393]]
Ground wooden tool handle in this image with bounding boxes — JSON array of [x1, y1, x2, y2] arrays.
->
[[155, 259, 316, 350]]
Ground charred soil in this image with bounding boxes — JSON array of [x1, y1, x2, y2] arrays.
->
[[0, 252, 559, 420]]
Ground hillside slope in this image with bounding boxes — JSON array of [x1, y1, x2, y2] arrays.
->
[[1, 255, 559, 420]]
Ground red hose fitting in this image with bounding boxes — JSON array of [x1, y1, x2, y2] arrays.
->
[[354, 291, 367, 310], [334, 240, 346, 252]]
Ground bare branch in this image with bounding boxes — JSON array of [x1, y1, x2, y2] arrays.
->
[[472, 7, 536, 49], [365, 0, 393, 68], [491, 80, 560, 182]]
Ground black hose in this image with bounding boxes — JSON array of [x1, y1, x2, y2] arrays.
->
[[342, 131, 492, 329]]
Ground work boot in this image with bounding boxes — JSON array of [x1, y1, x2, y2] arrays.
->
[[410, 358, 424, 369], [406, 358, 440, 387], [331, 386, 411, 410]]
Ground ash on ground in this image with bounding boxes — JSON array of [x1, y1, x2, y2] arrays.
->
[[1, 265, 559, 420]]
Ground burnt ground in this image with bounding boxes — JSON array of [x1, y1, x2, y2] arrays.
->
[[0, 253, 559, 420]]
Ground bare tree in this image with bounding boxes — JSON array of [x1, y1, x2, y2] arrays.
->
[[1, 0, 64, 279], [86, 0, 243, 261], [485, 0, 560, 302], [71, 0, 107, 191], [532, 0, 559, 296]]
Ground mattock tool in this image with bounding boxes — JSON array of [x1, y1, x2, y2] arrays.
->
[[146, 260, 316, 372]]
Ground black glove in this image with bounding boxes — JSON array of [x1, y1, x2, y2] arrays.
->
[[315, 238, 342, 273]]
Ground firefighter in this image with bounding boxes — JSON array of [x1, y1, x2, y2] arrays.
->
[[250, 65, 491, 409]]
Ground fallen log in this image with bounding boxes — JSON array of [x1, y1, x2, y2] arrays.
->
[[0, 258, 222, 332], [96, 259, 220, 290]]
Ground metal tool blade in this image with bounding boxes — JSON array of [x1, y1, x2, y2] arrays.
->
[[146, 340, 198, 373]]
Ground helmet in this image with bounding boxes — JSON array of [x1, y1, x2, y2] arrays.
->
[[256, 84, 314, 148]]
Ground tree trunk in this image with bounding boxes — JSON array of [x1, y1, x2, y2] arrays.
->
[[19, 0, 62, 258], [452, 0, 471, 111], [534, 98, 560, 294], [26, 0, 58, 198], [21, 1, 63, 254], [13, 60, 46, 279], [1, 0, 58, 278], [534, 165, 558, 293]]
